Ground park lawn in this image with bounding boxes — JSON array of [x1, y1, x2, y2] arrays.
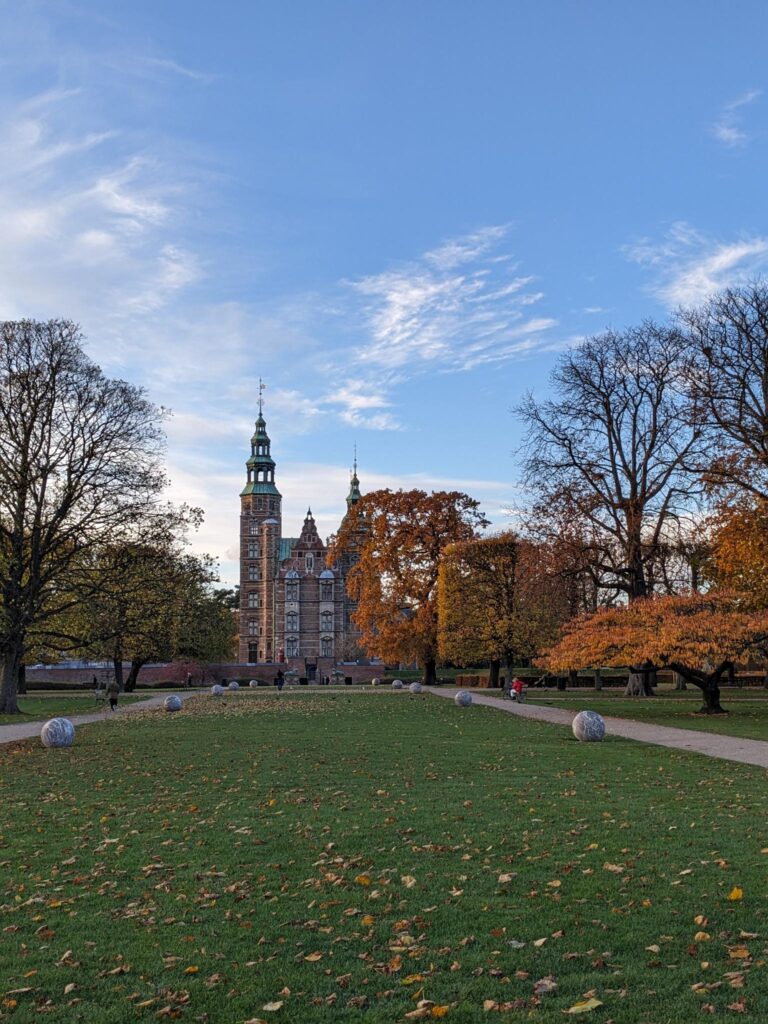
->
[[0, 692, 766, 1024], [0, 693, 147, 727], [525, 692, 768, 741]]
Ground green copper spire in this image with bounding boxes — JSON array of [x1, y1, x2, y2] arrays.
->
[[240, 386, 281, 497], [346, 446, 362, 509]]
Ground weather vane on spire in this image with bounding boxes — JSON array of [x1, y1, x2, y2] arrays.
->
[[352, 442, 358, 477], [258, 377, 266, 415]]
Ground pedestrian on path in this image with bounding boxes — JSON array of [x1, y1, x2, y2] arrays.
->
[[107, 680, 120, 712]]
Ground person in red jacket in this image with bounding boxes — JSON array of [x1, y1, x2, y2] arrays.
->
[[511, 677, 525, 703]]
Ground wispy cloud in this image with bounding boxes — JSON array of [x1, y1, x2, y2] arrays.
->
[[711, 89, 761, 147], [138, 57, 216, 83], [624, 221, 768, 307], [347, 225, 558, 373]]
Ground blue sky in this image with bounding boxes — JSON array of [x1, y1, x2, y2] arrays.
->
[[2, 1, 767, 584]]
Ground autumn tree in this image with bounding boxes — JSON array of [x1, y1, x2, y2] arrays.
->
[[438, 533, 568, 685], [0, 321, 167, 713], [76, 541, 235, 690], [517, 323, 706, 602], [680, 282, 768, 500], [539, 593, 768, 713], [329, 489, 489, 685]]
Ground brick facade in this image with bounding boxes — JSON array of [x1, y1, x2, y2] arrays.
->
[[237, 408, 363, 679]]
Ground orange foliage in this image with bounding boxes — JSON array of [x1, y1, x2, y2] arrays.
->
[[709, 498, 768, 608], [329, 489, 488, 675], [539, 592, 768, 672]]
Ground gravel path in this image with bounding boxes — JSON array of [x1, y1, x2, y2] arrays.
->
[[0, 692, 196, 746], [428, 688, 768, 770]]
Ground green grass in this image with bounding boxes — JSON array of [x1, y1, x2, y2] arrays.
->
[[525, 690, 768, 741], [0, 693, 148, 726], [1, 690, 766, 1023]]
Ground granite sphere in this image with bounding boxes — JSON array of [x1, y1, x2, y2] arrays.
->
[[454, 690, 473, 707], [392, 679, 404, 690], [249, 680, 259, 688], [40, 717, 75, 748], [409, 682, 423, 694], [164, 695, 182, 712], [211, 684, 224, 696], [371, 677, 379, 686], [572, 710, 606, 742], [228, 680, 240, 691]]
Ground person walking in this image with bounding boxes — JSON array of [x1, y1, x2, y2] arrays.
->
[[107, 680, 120, 712], [275, 670, 285, 693], [511, 677, 525, 703]]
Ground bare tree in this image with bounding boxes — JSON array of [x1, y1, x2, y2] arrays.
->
[[679, 282, 768, 500], [0, 321, 166, 713], [517, 322, 706, 601]]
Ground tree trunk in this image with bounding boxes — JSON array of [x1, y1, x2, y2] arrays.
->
[[488, 660, 500, 689], [673, 671, 687, 691], [669, 661, 728, 714], [17, 663, 26, 695], [594, 668, 602, 691], [563, 669, 575, 692], [0, 646, 23, 714], [422, 659, 437, 686], [124, 658, 147, 693], [625, 663, 655, 697], [113, 656, 124, 691], [727, 662, 738, 687]]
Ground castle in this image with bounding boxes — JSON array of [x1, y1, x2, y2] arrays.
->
[[237, 400, 363, 678]]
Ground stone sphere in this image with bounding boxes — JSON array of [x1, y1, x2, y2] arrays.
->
[[228, 680, 240, 691], [454, 690, 473, 708], [371, 677, 379, 686], [409, 682, 423, 694], [164, 695, 182, 712], [40, 718, 75, 748], [249, 680, 259, 688], [572, 710, 606, 742], [211, 684, 224, 696], [392, 679, 404, 690]]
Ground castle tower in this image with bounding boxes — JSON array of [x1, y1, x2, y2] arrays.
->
[[239, 385, 282, 663]]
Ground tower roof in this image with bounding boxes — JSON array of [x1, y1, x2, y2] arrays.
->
[[240, 392, 281, 498], [346, 448, 362, 509]]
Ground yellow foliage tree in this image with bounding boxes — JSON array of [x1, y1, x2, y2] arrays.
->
[[438, 533, 568, 685], [539, 592, 768, 713]]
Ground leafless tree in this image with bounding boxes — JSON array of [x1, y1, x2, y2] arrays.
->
[[517, 322, 707, 602], [0, 321, 167, 713], [679, 282, 768, 500]]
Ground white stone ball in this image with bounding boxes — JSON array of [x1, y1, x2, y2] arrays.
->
[[40, 718, 75, 748], [228, 680, 240, 690], [211, 684, 224, 696], [249, 680, 259, 688], [392, 679, 404, 689], [454, 690, 473, 708], [164, 695, 182, 712], [371, 677, 379, 686], [409, 682, 423, 694], [572, 710, 606, 742]]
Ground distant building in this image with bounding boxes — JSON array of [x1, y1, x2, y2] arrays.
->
[[237, 402, 364, 678]]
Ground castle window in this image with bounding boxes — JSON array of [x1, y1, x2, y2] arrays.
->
[[321, 611, 333, 631], [321, 637, 333, 657], [255, 497, 263, 510], [248, 618, 258, 635], [286, 579, 299, 601], [306, 555, 313, 570], [247, 541, 259, 558], [286, 637, 299, 658], [248, 592, 259, 608], [321, 581, 333, 601], [248, 565, 259, 581], [286, 611, 299, 631], [248, 643, 258, 662]]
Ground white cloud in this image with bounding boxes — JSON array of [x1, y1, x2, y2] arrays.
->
[[711, 89, 761, 147], [624, 221, 768, 307], [347, 226, 558, 373]]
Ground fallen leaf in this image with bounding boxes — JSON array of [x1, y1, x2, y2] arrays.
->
[[728, 887, 744, 902], [354, 874, 371, 886], [533, 976, 558, 996], [261, 1001, 284, 1012], [304, 952, 323, 962], [184, 966, 199, 974], [562, 996, 603, 1014]]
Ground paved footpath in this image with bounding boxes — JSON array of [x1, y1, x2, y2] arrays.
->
[[0, 692, 196, 746], [428, 688, 768, 770]]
